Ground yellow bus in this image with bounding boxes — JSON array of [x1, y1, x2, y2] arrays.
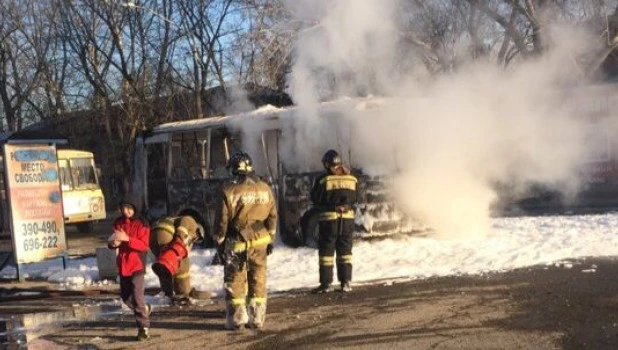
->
[[57, 149, 106, 232]]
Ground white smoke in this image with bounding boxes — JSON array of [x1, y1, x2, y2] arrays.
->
[[284, 0, 606, 239]]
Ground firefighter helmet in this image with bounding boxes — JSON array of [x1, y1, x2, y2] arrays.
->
[[227, 152, 253, 175], [322, 149, 342, 169]]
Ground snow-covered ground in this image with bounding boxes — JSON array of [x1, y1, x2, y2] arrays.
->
[[2, 212, 618, 301]]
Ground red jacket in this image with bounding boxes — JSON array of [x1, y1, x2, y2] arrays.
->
[[109, 216, 150, 277]]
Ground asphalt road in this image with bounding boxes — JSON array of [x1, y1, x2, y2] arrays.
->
[[14, 256, 618, 350], [64, 219, 115, 257], [4, 218, 618, 349]]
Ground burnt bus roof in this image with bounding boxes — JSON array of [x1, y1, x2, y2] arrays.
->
[[149, 105, 285, 135], [144, 97, 388, 139]]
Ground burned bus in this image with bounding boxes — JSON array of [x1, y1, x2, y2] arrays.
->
[[132, 98, 418, 247], [132, 84, 618, 246]]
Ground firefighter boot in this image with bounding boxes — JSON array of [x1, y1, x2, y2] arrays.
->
[[248, 299, 267, 329], [311, 284, 334, 294], [225, 303, 248, 330]]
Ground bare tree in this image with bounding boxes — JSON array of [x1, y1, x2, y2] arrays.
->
[[174, 0, 239, 118], [391, 0, 618, 73], [24, 0, 77, 123], [589, 1, 618, 77], [0, 0, 53, 131], [58, 0, 177, 193], [464, 0, 618, 66], [230, 0, 294, 91], [394, 0, 502, 74]]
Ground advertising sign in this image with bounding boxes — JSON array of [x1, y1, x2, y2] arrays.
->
[[4, 143, 67, 264]]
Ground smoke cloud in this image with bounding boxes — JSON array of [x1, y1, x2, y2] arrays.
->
[[283, 0, 606, 239]]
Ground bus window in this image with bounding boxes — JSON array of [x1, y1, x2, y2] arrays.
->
[[209, 130, 242, 179], [171, 132, 209, 180], [58, 159, 72, 191], [57, 149, 106, 232], [209, 132, 227, 178], [146, 142, 168, 209], [70, 158, 98, 189]]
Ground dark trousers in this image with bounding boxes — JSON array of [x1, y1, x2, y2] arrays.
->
[[120, 272, 150, 328], [318, 218, 354, 285]]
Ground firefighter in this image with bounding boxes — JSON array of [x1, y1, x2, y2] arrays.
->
[[213, 151, 277, 330], [150, 215, 200, 303], [311, 149, 358, 294]]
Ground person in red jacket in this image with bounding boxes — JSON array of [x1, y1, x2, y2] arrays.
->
[[108, 195, 151, 341]]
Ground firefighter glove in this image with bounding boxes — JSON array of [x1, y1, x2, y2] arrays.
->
[[266, 243, 274, 256], [212, 243, 228, 265]]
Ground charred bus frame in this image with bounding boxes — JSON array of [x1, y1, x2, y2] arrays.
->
[[133, 99, 413, 247]]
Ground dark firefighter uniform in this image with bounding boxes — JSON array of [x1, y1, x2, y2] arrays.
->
[[311, 149, 358, 293], [150, 216, 199, 299], [214, 152, 277, 330]]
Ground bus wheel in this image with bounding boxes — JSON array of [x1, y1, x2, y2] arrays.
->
[[76, 221, 94, 233]]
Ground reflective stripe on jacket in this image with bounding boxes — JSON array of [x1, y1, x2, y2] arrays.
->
[[320, 175, 357, 191], [318, 209, 355, 221], [232, 235, 272, 253], [311, 166, 358, 222]]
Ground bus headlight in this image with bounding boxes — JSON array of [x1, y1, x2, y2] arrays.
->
[[90, 197, 103, 212]]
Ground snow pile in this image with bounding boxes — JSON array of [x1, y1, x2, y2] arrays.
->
[[1, 212, 618, 295]]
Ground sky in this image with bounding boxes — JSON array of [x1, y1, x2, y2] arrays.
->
[[2, 211, 618, 306]]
